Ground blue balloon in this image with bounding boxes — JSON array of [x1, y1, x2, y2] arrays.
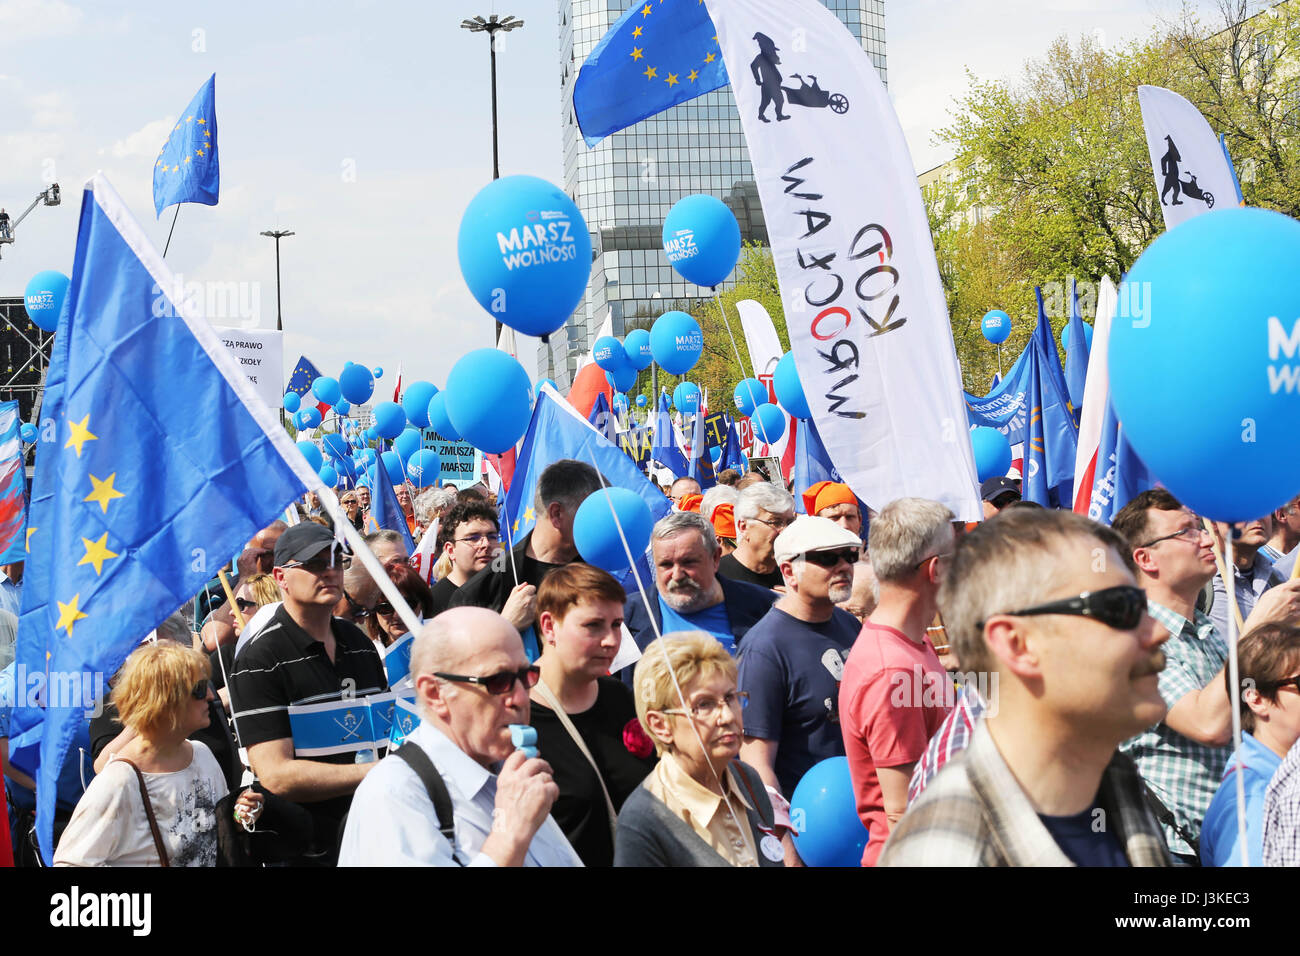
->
[[24, 270, 69, 333], [395, 426, 423, 462], [970, 426, 1012, 483], [405, 448, 441, 488], [751, 403, 786, 445], [1112, 207, 1300, 520], [709, 445, 722, 463], [373, 367, 384, 378], [427, 391, 463, 442], [339, 363, 375, 405], [402, 381, 438, 429], [322, 433, 350, 460], [636, 394, 648, 408], [790, 757, 870, 867], [1060, 321, 1095, 352], [19, 423, 37, 444], [773, 352, 811, 419], [662, 194, 741, 287], [457, 175, 593, 337], [535, 378, 559, 398], [623, 329, 653, 371], [372, 401, 406, 440], [296, 440, 323, 472], [593, 336, 626, 373], [335, 400, 351, 416], [650, 311, 702, 375], [283, 391, 301, 413], [734, 378, 767, 418], [445, 349, 533, 454], [982, 309, 1012, 345], [299, 407, 321, 429], [573, 487, 654, 573], [318, 464, 338, 488], [334, 457, 358, 481], [672, 381, 701, 414], [612, 392, 629, 413], [312, 376, 342, 406], [381, 451, 406, 486], [605, 361, 638, 393]]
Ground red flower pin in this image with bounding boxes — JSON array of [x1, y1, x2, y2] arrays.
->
[[623, 718, 654, 759]]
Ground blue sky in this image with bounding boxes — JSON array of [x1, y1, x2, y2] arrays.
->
[[0, 0, 1217, 392]]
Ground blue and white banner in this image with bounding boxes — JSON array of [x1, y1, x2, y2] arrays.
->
[[965, 345, 1031, 444], [388, 697, 420, 749], [383, 632, 414, 690], [288, 699, 376, 757]]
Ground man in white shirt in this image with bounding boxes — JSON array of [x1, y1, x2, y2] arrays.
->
[[339, 606, 581, 866]]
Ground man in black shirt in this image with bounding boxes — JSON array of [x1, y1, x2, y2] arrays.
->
[[450, 459, 603, 661], [429, 500, 501, 616], [720, 482, 795, 590], [228, 522, 388, 864]]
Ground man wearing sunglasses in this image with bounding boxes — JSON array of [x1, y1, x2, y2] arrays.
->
[[228, 522, 388, 865], [881, 508, 1171, 867], [738, 516, 864, 866], [340, 607, 582, 866]]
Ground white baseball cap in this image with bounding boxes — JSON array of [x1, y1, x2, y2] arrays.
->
[[773, 515, 863, 566]]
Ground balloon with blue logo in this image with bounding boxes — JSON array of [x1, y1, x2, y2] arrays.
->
[[605, 362, 638, 393], [593, 337, 627, 373], [296, 440, 323, 472], [24, 270, 69, 333], [283, 391, 301, 413], [751, 403, 786, 445], [623, 329, 653, 371], [372, 401, 406, 440], [535, 379, 558, 398], [612, 392, 629, 414], [636, 394, 648, 408], [445, 348, 533, 454], [662, 194, 741, 288], [457, 175, 593, 338], [311, 376, 341, 407], [299, 407, 322, 429], [381, 451, 406, 486], [650, 311, 702, 375], [19, 423, 37, 444], [318, 464, 338, 488], [790, 757, 870, 867], [969, 426, 1012, 483], [427, 391, 463, 442], [573, 487, 654, 573], [405, 448, 441, 488], [1060, 321, 1094, 352], [373, 367, 384, 378], [773, 352, 811, 419], [394, 426, 423, 462], [1110, 207, 1300, 520], [672, 381, 701, 414], [981, 309, 1012, 345], [401, 381, 438, 429], [339, 363, 375, 405], [734, 378, 767, 418]]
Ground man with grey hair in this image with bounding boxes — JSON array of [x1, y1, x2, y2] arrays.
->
[[622, 511, 776, 664], [721, 482, 796, 590], [339, 607, 581, 866], [450, 459, 602, 661], [414, 486, 458, 540], [699, 484, 738, 524], [838, 497, 956, 866]]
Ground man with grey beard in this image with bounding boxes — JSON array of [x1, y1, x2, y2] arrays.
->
[[620, 512, 776, 666]]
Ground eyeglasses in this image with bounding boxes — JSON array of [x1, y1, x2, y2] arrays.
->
[[1268, 675, 1300, 694], [235, 597, 259, 614], [662, 690, 748, 721], [749, 516, 793, 532], [434, 666, 540, 695], [1138, 526, 1206, 549], [803, 548, 860, 568], [343, 590, 373, 620], [980, 584, 1148, 632], [373, 601, 395, 616], [281, 552, 351, 574], [913, 552, 953, 570], [190, 679, 211, 701], [456, 532, 501, 547], [341, 498, 358, 506]]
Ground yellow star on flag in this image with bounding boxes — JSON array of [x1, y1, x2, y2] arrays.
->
[[665, 72, 679, 86], [183, 156, 191, 164], [65, 415, 98, 458], [632, 25, 642, 37], [643, 65, 657, 80], [186, 115, 193, 122], [704, 52, 716, 63], [196, 149, 204, 157], [25, 527, 37, 552], [630, 46, 643, 60], [513, 518, 520, 533], [641, 3, 652, 15], [688, 69, 699, 82], [197, 118, 205, 124], [84, 473, 125, 513], [524, 506, 536, 523], [56, 594, 89, 638], [78, 533, 119, 576]]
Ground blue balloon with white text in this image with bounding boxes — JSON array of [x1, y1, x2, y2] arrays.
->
[[650, 311, 702, 376], [662, 194, 741, 288], [24, 270, 69, 333]]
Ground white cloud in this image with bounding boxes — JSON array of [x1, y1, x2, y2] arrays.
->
[[29, 90, 74, 128], [108, 117, 175, 159], [0, 0, 82, 43]]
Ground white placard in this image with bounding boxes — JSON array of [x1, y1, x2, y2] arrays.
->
[[214, 327, 283, 413]]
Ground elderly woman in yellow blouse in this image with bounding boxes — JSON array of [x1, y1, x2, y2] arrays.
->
[[614, 631, 785, 867]]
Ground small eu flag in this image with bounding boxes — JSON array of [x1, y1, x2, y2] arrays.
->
[[8, 173, 315, 863], [286, 355, 323, 401], [574, 0, 729, 146], [153, 74, 219, 217]]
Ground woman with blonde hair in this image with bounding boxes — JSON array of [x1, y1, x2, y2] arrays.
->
[[614, 632, 784, 867], [56, 642, 261, 866]]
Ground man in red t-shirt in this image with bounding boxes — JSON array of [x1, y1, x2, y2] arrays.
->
[[839, 498, 955, 865]]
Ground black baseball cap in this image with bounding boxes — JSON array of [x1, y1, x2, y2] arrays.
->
[[274, 522, 343, 567], [980, 476, 1021, 505]]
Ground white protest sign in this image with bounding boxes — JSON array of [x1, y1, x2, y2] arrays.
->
[[214, 327, 283, 413]]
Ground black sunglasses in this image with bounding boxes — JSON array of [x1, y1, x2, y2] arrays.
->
[[235, 597, 259, 614], [281, 551, 351, 574], [980, 585, 1147, 632], [803, 548, 860, 568], [190, 679, 211, 701], [343, 590, 373, 620], [434, 666, 540, 696]]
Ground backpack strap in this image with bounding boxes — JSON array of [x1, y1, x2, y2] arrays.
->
[[394, 742, 460, 865]]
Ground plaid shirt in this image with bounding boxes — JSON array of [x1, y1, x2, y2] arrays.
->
[[880, 721, 1170, 867], [1263, 736, 1300, 866], [907, 684, 986, 804], [1120, 600, 1230, 856]]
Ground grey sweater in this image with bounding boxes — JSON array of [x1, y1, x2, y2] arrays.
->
[[613, 760, 784, 868]]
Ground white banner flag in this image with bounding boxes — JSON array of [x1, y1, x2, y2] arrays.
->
[[708, 0, 979, 519], [734, 298, 789, 460], [1138, 85, 1240, 231]]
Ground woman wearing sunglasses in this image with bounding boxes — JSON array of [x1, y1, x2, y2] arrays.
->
[[340, 492, 365, 533], [368, 559, 434, 651], [56, 642, 262, 866], [614, 632, 784, 867]]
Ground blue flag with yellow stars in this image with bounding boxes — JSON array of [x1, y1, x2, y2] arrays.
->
[[8, 173, 316, 864], [574, 0, 729, 147], [153, 73, 219, 217]]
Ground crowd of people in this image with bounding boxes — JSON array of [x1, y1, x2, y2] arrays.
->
[[5, 453, 1300, 869]]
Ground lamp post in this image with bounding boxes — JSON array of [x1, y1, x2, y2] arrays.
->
[[460, 13, 524, 181], [260, 229, 295, 332]]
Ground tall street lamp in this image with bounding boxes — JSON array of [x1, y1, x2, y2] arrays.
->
[[260, 229, 295, 332], [460, 13, 524, 181]]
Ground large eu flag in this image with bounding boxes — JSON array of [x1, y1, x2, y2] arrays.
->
[[153, 74, 219, 217], [574, 0, 729, 146], [8, 174, 314, 863]]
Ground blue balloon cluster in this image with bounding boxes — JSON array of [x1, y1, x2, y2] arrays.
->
[[573, 488, 654, 573], [605, 363, 637, 393], [402, 381, 438, 429], [312, 376, 341, 406], [405, 448, 441, 488], [650, 311, 702, 375], [296, 440, 323, 472], [427, 391, 462, 441], [19, 423, 37, 444], [662, 194, 741, 288], [593, 337, 626, 373], [635, 394, 648, 408], [1060, 321, 1094, 352], [283, 391, 301, 413], [751, 403, 786, 445], [339, 364, 375, 405], [372, 401, 407, 440], [734, 378, 767, 418]]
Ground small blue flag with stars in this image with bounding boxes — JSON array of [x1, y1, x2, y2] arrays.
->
[[153, 73, 219, 217], [8, 173, 317, 864], [574, 0, 729, 147]]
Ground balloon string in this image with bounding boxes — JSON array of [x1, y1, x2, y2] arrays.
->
[[1224, 533, 1248, 867]]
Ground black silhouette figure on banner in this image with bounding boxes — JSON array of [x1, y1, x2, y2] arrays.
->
[[751, 33, 789, 122], [1159, 134, 1215, 209]]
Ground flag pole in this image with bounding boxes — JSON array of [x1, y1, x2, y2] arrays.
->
[[162, 206, 181, 258], [1223, 533, 1248, 867]]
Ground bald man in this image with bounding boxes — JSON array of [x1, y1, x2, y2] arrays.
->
[[339, 607, 582, 867]]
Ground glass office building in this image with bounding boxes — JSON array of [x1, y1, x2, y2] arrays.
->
[[545, 0, 887, 386]]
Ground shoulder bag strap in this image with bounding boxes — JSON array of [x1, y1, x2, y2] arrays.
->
[[116, 758, 169, 867], [394, 742, 460, 863], [534, 678, 619, 836]]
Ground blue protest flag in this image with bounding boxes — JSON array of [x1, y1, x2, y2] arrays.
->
[[1021, 340, 1079, 509], [388, 696, 420, 749], [965, 343, 1031, 444], [1033, 286, 1072, 418], [366, 692, 400, 745], [9, 174, 316, 863], [588, 391, 618, 443], [1064, 279, 1091, 420], [573, 0, 729, 147], [288, 700, 375, 757], [650, 393, 688, 479], [383, 632, 414, 688], [720, 414, 746, 473], [0, 401, 27, 564], [1089, 397, 1155, 524], [792, 417, 843, 513], [686, 410, 717, 489], [153, 74, 219, 217], [286, 356, 323, 403], [368, 457, 415, 553]]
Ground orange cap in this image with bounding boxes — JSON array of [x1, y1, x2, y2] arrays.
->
[[711, 502, 736, 539], [802, 480, 857, 517], [678, 493, 704, 513]]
